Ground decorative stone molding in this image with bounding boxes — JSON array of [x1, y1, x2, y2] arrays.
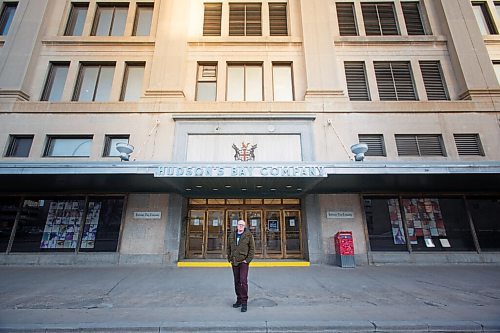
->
[[0, 90, 30, 101]]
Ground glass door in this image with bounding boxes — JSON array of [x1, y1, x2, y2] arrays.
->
[[265, 210, 283, 258], [246, 210, 263, 256], [187, 210, 205, 258], [284, 210, 302, 258], [226, 210, 243, 248], [206, 210, 224, 258]]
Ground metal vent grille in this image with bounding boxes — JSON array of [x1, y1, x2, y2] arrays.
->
[[395, 134, 445, 156], [358, 134, 385, 156], [229, 3, 262, 36], [345, 62, 370, 101], [269, 3, 287, 36], [401, 2, 425, 35], [419, 61, 449, 101], [454, 134, 485, 156], [362, 3, 398, 36], [336, 2, 357, 36], [203, 3, 222, 36], [374, 61, 417, 101]]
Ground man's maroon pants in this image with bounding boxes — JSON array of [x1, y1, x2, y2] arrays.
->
[[232, 262, 249, 305]]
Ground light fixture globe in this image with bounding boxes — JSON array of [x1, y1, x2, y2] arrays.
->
[[116, 142, 134, 161], [350, 143, 368, 162]]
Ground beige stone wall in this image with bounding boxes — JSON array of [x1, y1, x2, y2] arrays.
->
[[119, 193, 169, 254], [318, 194, 367, 256]]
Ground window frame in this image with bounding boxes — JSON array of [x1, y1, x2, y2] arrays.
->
[[472, 2, 498, 35], [132, 2, 153, 36], [103, 135, 130, 157], [395, 134, 446, 157], [91, 3, 129, 36], [272, 62, 294, 101], [269, 2, 288, 36], [41, 62, 70, 102], [4, 135, 34, 158], [196, 62, 218, 101], [361, 2, 399, 36], [203, 2, 223, 36], [344, 61, 370, 101], [226, 62, 264, 101], [73, 62, 116, 102], [64, 2, 89, 36], [120, 62, 145, 101], [0, 2, 17, 36], [229, 2, 262, 36], [374, 61, 418, 101], [358, 134, 386, 157], [43, 135, 93, 158]]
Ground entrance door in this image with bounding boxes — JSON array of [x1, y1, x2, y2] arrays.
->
[[265, 210, 283, 258], [246, 210, 263, 255], [206, 210, 224, 258], [284, 210, 302, 258], [187, 210, 205, 258]]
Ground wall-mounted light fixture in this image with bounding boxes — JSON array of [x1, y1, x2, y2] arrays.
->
[[116, 142, 134, 161], [350, 143, 368, 162]]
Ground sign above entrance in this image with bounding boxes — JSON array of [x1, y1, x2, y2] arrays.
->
[[155, 164, 326, 178]]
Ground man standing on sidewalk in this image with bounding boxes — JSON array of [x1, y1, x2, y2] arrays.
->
[[227, 219, 255, 312]]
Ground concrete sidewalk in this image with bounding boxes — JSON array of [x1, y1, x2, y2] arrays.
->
[[0, 264, 499, 332]]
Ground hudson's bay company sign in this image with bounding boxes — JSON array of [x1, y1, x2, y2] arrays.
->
[[156, 164, 326, 178]]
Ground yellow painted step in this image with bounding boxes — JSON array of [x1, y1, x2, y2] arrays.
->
[[177, 261, 310, 268]]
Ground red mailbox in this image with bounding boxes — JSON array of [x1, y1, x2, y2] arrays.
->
[[334, 231, 355, 268]]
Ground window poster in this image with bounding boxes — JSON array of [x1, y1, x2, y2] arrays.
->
[[232, 219, 238, 227], [401, 198, 447, 246], [268, 220, 279, 232], [387, 199, 406, 245], [213, 219, 219, 227], [80, 202, 102, 249], [250, 219, 258, 227], [40, 200, 84, 249], [289, 218, 296, 227]]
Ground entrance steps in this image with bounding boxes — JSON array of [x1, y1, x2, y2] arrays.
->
[[177, 259, 310, 268]]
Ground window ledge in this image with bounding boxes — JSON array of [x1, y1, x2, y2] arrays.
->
[[334, 35, 447, 46], [42, 36, 155, 47], [188, 36, 302, 46]]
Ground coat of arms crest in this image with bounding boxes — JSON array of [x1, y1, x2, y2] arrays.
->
[[232, 142, 257, 161]]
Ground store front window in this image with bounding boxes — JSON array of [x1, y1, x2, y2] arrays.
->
[[365, 196, 476, 252], [468, 196, 500, 251], [0, 196, 124, 253]]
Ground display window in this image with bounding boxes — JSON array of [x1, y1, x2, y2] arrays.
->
[[0, 196, 124, 253], [0, 198, 20, 252], [468, 196, 500, 251], [365, 196, 476, 252]]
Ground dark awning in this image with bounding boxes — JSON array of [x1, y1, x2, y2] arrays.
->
[[0, 161, 499, 196]]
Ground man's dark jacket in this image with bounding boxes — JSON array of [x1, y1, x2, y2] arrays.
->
[[227, 229, 255, 266]]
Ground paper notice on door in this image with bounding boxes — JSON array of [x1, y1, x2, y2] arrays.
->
[[289, 219, 295, 227], [232, 219, 238, 227], [194, 218, 200, 226], [251, 219, 258, 227], [213, 219, 219, 227]]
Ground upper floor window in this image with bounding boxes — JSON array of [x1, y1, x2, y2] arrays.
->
[[133, 3, 153, 36], [472, 2, 497, 35], [358, 134, 386, 156], [73, 63, 115, 102], [494, 61, 500, 83], [401, 1, 426, 35], [196, 63, 217, 101], [4, 135, 33, 157], [0, 2, 17, 35], [272, 63, 293, 101], [269, 2, 287, 36], [44, 136, 93, 157], [41, 62, 69, 102], [344, 61, 370, 101], [103, 135, 130, 157], [374, 61, 417, 101], [395, 134, 446, 156], [91, 4, 129, 36], [203, 3, 222, 36], [64, 2, 88, 36], [361, 2, 399, 36], [419, 61, 449, 101], [226, 63, 263, 101], [229, 3, 262, 36], [120, 62, 145, 101], [453, 133, 485, 156], [336, 2, 357, 36]]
